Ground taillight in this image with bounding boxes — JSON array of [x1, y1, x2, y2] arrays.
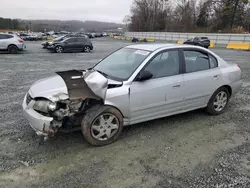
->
[[237, 64, 240, 68], [18, 39, 24, 43]]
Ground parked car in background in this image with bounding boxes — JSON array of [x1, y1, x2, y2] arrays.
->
[[102, 32, 108, 37], [41, 35, 66, 49], [184, 37, 211, 48], [85, 33, 93, 38], [23, 43, 242, 146], [0, 33, 26, 54], [18, 33, 30, 40], [41, 34, 88, 49], [47, 36, 93, 53]]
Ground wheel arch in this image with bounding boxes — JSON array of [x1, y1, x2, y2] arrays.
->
[[207, 85, 232, 105], [218, 85, 232, 97], [8, 44, 18, 49], [81, 99, 124, 118], [103, 102, 125, 118]]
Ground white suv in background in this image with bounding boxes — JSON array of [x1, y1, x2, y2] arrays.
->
[[0, 33, 26, 54]]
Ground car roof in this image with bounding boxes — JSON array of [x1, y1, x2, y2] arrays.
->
[[125, 43, 207, 52], [0, 33, 12, 35], [125, 43, 178, 51]]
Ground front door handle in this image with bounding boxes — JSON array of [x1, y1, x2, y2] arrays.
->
[[173, 84, 181, 88]]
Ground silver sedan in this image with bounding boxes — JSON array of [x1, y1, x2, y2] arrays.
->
[[23, 44, 242, 146]]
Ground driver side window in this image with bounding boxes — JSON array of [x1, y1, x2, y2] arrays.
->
[[144, 50, 180, 79], [66, 38, 76, 43]]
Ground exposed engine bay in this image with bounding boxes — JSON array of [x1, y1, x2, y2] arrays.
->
[[27, 69, 122, 137]]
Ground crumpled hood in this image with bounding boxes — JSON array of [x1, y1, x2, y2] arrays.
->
[[29, 70, 117, 102], [29, 75, 68, 101]]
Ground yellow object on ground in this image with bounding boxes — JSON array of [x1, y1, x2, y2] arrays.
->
[[147, 38, 155, 42], [177, 40, 183, 44], [226, 43, 250, 50], [47, 37, 55, 41], [210, 42, 215, 48]]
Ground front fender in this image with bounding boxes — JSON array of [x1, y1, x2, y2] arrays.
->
[[104, 85, 130, 119]]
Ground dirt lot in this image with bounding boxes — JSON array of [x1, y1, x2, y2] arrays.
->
[[0, 38, 250, 188]]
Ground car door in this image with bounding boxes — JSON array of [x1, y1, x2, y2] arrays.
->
[[193, 37, 200, 45], [0, 34, 9, 49], [0, 34, 4, 49], [64, 38, 77, 51], [181, 49, 222, 110], [76, 38, 85, 50], [129, 49, 184, 124]]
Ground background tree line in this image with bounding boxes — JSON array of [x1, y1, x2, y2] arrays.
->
[[125, 0, 250, 33], [0, 17, 21, 30], [0, 17, 122, 32]]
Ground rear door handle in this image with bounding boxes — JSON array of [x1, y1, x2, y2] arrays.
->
[[213, 75, 219, 80]]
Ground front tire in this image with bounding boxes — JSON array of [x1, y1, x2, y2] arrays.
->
[[81, 105, 124, 146], [206, 87, 230, 115], [8, 45, 18, 54], [55, 46, 64, 53]]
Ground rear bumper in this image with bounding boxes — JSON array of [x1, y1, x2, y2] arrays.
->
[[17, 43, 26, 50]]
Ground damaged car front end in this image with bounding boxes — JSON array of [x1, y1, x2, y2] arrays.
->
[[23, 69, 109, 138]]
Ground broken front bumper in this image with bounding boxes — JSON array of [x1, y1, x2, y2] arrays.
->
[[22, 93, 54, 136]]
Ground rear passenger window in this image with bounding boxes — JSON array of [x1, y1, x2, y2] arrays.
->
[[77, 38, 86, 42], [184, 51, 210, 73], [209, 55, 218, 68], [0, 34, 13, 39]]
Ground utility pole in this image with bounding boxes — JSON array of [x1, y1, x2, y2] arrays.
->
[[230, 0, 240, 28]]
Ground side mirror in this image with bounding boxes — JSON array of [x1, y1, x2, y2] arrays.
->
[[136, 70, 153, 81]]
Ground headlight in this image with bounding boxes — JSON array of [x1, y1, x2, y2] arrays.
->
[[33, 100, 50, 113], [48, 102, 57, 111]]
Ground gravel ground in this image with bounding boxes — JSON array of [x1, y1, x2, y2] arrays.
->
[[0, 38, 250, 188]]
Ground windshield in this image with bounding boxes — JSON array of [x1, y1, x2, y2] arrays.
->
[[94, 48, 151, 81], [55, 35, 66, 41]]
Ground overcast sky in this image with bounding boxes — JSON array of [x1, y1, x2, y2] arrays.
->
[[0, 0, 134, 23]]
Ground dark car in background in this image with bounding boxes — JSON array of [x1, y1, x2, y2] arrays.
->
[[41, 34, 88, 49], [47, 36, 93, 53], [184, 37, 210, 48]]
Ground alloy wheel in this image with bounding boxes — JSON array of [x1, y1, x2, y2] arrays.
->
[[213, 91, 228, 112], [84, 46, 91, 52], [91, 113, 119, 141], [56, 46, 63, 53]]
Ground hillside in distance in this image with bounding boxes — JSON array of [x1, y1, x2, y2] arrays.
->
[[19, 19, 123, 32]]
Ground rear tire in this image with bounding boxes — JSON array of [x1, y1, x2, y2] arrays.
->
[[81, 105, 124, 146], [8, 45, 18, 54], [206, 87, 230, 115], [83, 46, 91, 53]]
